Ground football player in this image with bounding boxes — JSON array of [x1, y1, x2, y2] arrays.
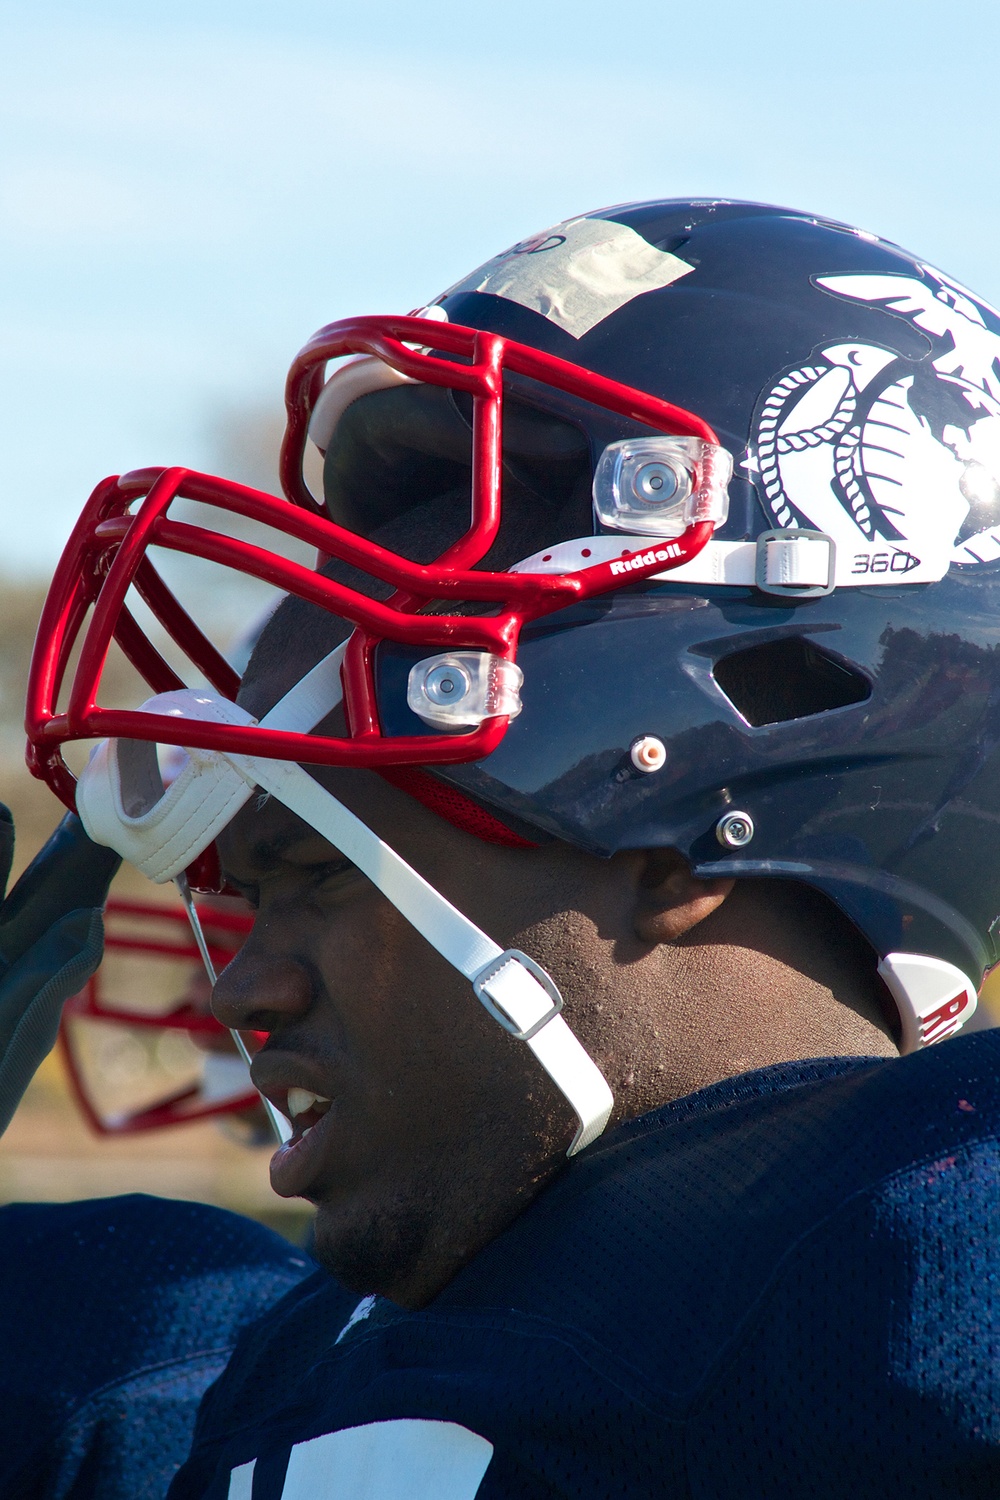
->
[[5, 199, 1000, 1496]]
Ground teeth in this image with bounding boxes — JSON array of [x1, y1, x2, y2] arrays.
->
[[287, 1087, 332, 1121]]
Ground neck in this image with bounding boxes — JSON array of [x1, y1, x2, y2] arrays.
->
[[605, 879, 898, 1125]]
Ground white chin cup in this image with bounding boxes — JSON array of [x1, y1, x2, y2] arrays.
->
[[76, 691, 259, 884], [74, 645, 614, 1155]]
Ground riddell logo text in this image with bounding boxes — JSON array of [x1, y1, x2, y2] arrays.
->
[[609, 545, 682, 576], [919, 991, 973, 1046]]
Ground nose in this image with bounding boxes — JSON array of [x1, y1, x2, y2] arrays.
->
[[211, 934, 314, 1034]]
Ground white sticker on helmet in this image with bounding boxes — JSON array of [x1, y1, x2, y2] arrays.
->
[[439, 216, 693, 339], [750, 270, 1000, 578]]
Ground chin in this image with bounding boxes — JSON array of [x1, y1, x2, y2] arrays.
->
[[310, 1196, 443, 1308]]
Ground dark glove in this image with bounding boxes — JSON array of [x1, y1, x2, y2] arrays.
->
[[0, 805, 120, 1136]]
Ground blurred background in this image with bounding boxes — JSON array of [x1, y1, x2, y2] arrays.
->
[[2, 0, 1000, 1238]]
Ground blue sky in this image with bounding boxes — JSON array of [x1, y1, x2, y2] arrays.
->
[[2, 0, 1000, 573]]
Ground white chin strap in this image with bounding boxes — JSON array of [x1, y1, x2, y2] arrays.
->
[[76, 644, 614, 1156]]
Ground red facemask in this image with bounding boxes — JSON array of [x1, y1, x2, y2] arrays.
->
[[26, 315, 720, 817]]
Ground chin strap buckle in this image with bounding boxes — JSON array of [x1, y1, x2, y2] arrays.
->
[[472, 950, 564, 1041], [755, 528, 836, 599]]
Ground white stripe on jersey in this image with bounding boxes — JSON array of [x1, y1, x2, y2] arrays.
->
[[278, 1420, 493, 1498], [227, 1459, 255, 1498]]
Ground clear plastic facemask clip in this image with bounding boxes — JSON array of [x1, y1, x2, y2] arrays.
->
[[407, 651, 524, 729], [593, 436, 733, 537]]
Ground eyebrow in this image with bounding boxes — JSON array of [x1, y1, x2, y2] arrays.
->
[[226, 819, 346, 883]]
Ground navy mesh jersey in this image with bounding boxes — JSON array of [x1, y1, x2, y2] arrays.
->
[[167, 1031, 1000, 1499], [0, 1195, 315, 1499]]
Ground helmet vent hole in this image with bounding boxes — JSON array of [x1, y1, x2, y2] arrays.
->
[[712, 636, 870, 727]]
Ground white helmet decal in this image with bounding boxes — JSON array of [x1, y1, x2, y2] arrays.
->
[[751, 270, 1000, 571]]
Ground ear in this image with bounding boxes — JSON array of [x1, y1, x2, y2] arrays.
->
[[633, 848, 735, 944]]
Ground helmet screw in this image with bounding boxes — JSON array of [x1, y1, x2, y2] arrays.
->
[[630, 735, 667, 773], [716, 810, 755, 848]]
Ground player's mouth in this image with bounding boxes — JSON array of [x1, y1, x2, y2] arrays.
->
[[268, 1086, 336, 1198]]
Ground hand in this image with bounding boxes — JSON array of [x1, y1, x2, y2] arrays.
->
[[0, 805, 120, 1135]]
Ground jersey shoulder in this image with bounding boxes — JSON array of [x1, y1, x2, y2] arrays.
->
[[441, 1033, 1000, 1400], [173, 1037, 1000, 1498]]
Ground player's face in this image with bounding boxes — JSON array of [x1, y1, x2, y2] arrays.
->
[[211, 731, 635, 1306]]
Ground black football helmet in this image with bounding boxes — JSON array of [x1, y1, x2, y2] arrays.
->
[[305, 200, 1000, 1048], [28, 200, 1000, 1147]]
